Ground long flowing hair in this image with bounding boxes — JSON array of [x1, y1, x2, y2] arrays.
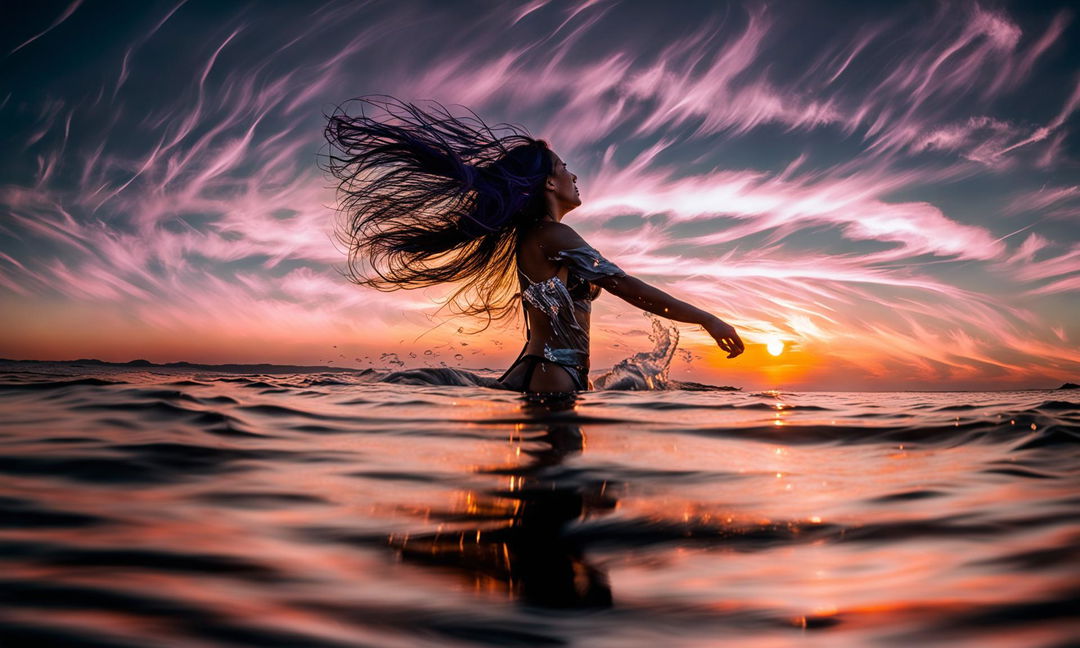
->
[[322, 95, 554, 329]]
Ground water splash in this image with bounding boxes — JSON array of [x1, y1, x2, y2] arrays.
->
[[378, 352, 405, 369], [593, 314, 680, 390]]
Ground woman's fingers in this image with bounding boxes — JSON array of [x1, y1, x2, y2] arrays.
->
[[717, 338, 742, 358], [711, 326, 745, 359]]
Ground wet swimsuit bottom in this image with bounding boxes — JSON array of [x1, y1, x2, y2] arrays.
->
[[499, 352, 589, 393]]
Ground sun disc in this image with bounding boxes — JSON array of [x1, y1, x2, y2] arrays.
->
[[766, 339, 784, 356]]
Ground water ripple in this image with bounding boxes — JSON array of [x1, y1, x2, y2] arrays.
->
[[0, 361, 1077, 647]]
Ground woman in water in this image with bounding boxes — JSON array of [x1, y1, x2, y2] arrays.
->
[[324, 96, 743, 393]]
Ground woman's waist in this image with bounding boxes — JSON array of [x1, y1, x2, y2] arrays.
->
[[522, 341, 590, 370]]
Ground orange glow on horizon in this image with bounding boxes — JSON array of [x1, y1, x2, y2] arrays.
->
[[2, 292, 1074, 390]]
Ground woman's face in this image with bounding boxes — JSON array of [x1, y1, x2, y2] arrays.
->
[[546, 153, 581, 210]]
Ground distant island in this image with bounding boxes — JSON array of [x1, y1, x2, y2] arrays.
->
[[0, 357, 370, 375], [1060, 383, 1079, 390]]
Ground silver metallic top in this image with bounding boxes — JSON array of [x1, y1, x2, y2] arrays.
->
[[518, 245, 626, 369]]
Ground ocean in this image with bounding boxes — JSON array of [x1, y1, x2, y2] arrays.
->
[[0, 359, 1077, 647]]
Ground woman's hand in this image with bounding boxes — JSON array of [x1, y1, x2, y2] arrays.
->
[[705, 317, 745, 359]]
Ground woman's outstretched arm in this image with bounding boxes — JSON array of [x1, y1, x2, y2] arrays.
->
[[601, 275, 744, 358], [536, 222, 745, 358]]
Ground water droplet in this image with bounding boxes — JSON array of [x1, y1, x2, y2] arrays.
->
[[454, 354, 464, 361]]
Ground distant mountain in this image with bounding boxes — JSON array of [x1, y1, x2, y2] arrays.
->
[[0, 358, 365, 374], [1059, 382, 1079, 390]]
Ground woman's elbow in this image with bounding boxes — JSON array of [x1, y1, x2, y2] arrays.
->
[[602, 275, 653, 307], [598, 273, 637, 296]]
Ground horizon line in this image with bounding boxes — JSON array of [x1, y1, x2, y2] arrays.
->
[[1, 357, 1075, 393]]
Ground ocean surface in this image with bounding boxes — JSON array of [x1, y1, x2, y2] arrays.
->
[[0, 359, 1077, 648]]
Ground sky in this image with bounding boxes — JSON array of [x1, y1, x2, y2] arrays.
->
[[1, 0, 1077, 391]]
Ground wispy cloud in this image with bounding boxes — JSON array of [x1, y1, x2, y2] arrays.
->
[[7, 0, 84, 56], [0, 0, 1076, 388]]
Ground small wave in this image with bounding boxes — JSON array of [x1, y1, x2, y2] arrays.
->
[[0, 377, 124, 390], [0, 579, 345, 648], [898, 587, 1080, 638], [671, 380, 740, 392], [968, 540, 1080, 571], [196, 395, 239, 405], [0, 442, 308, 485], [119, 388, 202, 403], [1034, 399, 1080, 411], [620, 400, 830, 411], [39, 435, 107, 443], [0, 454, 182, 485], [983, 467, 1059, 479], [287, 423, 352, 434], [290, 599, 569, 646], [380, 367, 502, 388], [32, 547, 289, 581], [192, 490, 330, 509], [1012, 425, 1080, 450], [0, 496, 113, 529], [870, 489, 949, 503], [346, 470, 447, 483], [298, 376, 353, 386], [240, 404, 312, 417]]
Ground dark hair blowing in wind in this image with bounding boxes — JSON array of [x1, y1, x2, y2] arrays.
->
[[323, 96, 555, 328]]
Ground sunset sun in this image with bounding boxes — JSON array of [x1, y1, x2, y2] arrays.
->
[[1, 2, 1078, 647]]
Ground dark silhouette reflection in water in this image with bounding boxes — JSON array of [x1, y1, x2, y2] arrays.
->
[[390, 394, 615, 608]]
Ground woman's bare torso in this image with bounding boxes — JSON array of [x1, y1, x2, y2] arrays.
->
[[516, 224, 593, 374]]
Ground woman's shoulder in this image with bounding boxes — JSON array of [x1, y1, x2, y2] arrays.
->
[[533, 221, 589, 252]]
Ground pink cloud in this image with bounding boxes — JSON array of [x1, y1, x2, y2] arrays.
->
[[1, 0, 1076, 388], [579, 157, 1004, 261]]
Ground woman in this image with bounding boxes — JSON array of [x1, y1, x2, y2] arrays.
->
[[324, 96, 743, 393]]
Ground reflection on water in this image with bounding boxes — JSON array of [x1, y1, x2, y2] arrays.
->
[[0, 361, 1078, 647], [393, 394, 615, 608]]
